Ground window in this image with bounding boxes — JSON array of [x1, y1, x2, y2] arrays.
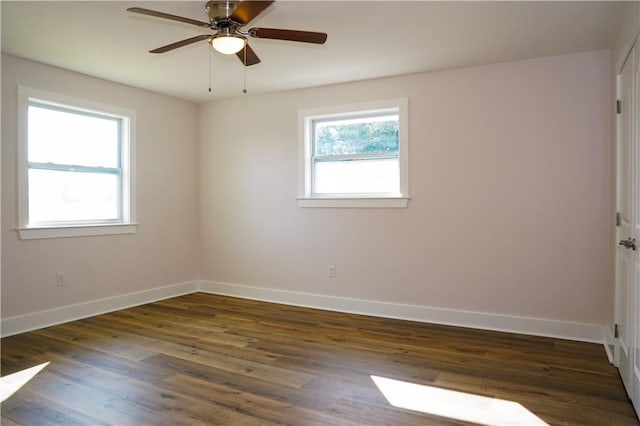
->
[[298, 99, 409, 208], [17, 87, 136, 239]]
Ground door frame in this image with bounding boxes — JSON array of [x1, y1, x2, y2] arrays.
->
[[614, 37, 640, 417]]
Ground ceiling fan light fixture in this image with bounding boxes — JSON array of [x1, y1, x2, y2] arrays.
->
[[210, 34, 245, 54]]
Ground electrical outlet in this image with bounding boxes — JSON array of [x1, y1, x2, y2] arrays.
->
[[56, 272, 65, 287], [328, 265, 336, 278]]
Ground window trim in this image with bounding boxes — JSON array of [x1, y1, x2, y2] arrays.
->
[[17, 86, 137, 239], [298, 98, 409, 208]]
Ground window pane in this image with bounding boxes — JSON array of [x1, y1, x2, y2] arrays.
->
[[314, 114, 399, 156], [28, 169, 119, 223], [314, 158, 399, 194], [28, 103, 120, 168]]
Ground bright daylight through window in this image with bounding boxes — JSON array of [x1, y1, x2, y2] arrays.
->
[[299, 99, 409, 208], [371, 375, 548, 426], [17, 87, 136, 239]]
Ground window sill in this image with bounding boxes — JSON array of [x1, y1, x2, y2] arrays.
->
[[297, 196, 409, 208], [17, 223, 138, 240]]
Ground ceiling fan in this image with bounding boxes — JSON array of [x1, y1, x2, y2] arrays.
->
[[127, 0, 328, 66]]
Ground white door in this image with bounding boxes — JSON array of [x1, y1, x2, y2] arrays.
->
[[616, 42, 640, 415]]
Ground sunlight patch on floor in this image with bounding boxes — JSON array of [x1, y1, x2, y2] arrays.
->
[[371, 375, 548, 426], [0, 362, 50, 402]]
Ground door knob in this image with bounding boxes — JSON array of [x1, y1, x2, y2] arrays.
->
[[619, 238, 637, 251]]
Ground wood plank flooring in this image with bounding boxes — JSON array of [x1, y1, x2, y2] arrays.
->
[[1, 293, 638, 425]]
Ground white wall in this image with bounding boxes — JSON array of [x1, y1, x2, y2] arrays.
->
[[1, 49, 614, 337], [1, 54, 201, 319], [199, 50, 612, 326]]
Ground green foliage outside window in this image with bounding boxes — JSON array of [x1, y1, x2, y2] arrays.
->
[[315, 119, 399, 156]]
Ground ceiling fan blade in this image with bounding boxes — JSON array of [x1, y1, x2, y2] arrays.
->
[[229, 0, 274, 25], [127, 7, 210, 27], [249, 28, 327, 44], [236, 43, 261, 66], [150, 34, 211, 53]]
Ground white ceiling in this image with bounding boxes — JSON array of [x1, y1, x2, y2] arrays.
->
[[1, 1, 629, 103]]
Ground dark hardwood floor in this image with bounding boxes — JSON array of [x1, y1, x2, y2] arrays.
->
[[1, 292, 638, 425]]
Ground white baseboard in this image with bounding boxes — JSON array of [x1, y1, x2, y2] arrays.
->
[[603, 327, 617, 364], [0, 281, 198, 337], [1, 279, 608, 346], [198, 280, 608, 344]]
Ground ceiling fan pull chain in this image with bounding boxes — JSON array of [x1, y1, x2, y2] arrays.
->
[[208, 49, 213, 93], [242, 44, 248, 94]]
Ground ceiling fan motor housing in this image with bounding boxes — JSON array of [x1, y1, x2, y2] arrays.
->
[[206, 0, 241, 25]]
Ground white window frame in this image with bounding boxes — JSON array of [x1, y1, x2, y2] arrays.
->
[[17, 86, 137, 239], [298, 98, 409, 208]]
